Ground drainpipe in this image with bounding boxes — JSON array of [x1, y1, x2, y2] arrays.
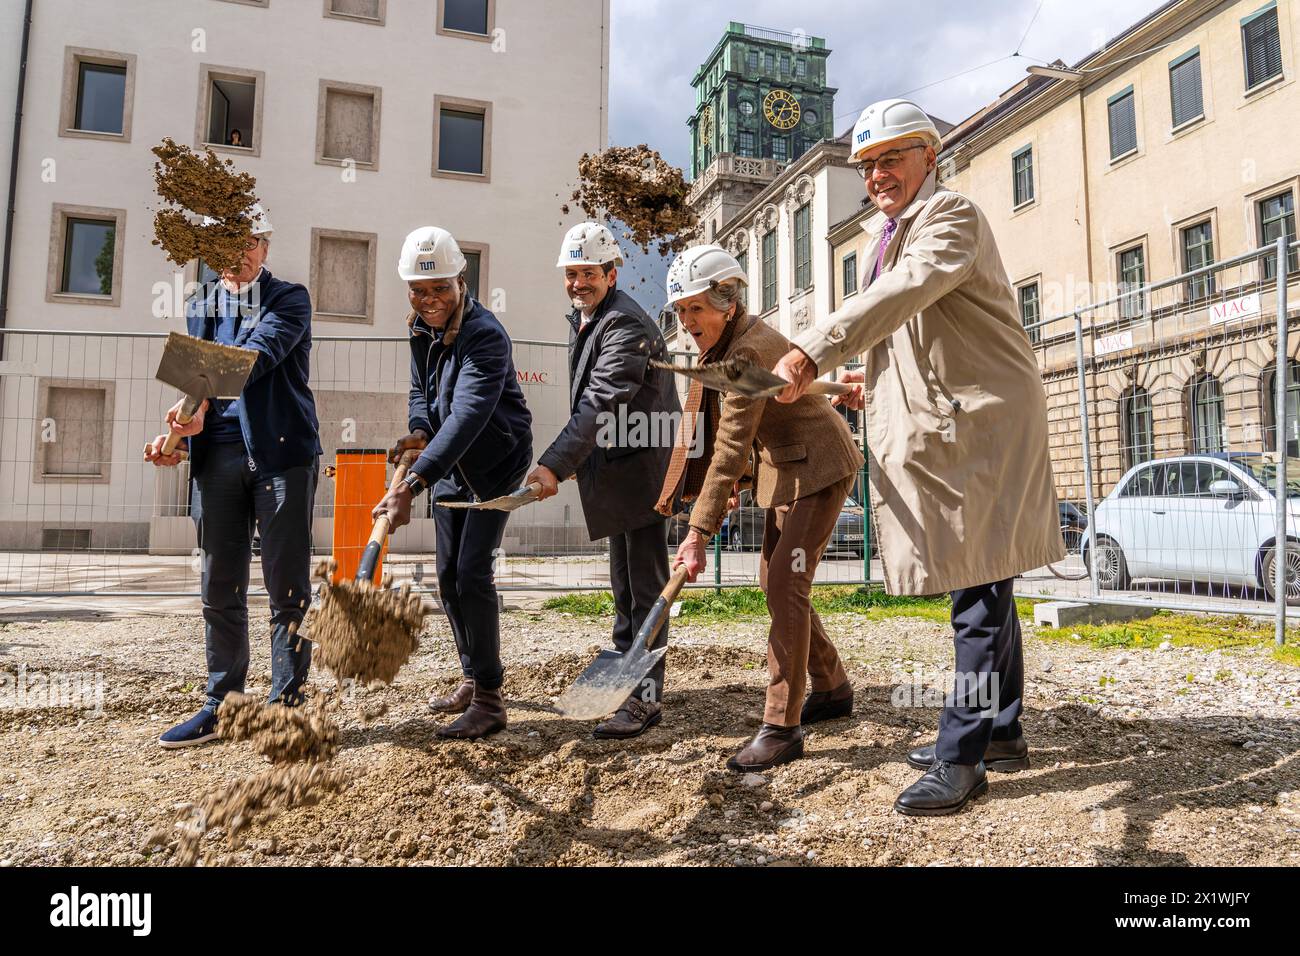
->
[[0, 0, 34, 351]]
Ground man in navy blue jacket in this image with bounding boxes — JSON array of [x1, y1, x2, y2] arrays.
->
[[374, 226, 532, 741], [146, 205, 321, 748]]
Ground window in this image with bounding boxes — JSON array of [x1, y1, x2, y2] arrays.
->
[[747, 50, 759, 72], [459, 243, 489, 302], [196, 64, 264, 155], [434, 96, 491, 181], [842, 252, 858, 298], [781, 55, 791, 74], [1169, 48, 1204, 127], [1264, 361, 1300, 457], [793, 204, 812, 292], [1189, 374, 1226, 453], [310, 229, 377, 323], [761, 230, 777, 312], [1107, 87, 1138, 160], [1118, 244, 1146, 319], [1243, 3, 1283, 90], [316, 80, 381, 169], [439, 0, 492, 37], [804, 109, 819, 133], [765, 53, 775, 73], [1012, 145, 1034, 207], [38, 381, 112, 482], [1259, 190, 1298, 279], [771, 136, 788, 163], [1018, 281, 1041, 345], [737, 130, 755, 157], [736, 251, 749, 310], [1120, 385, 1154, 470], [60, 48, 136, 142], [325, 0, 385, 24], [1181, 221, 1215, 300], [1120, 464, 1162, 497], [47, 205, 125, 306], [739, 99, 755, 117], [794, 58, 807, 78]]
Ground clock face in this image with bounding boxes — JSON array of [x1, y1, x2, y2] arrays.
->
[[700, 104, 714, 142], [763, 89, 800, 130]]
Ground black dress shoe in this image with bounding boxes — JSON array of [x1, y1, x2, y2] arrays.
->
[[726, 724, 804, 772], [907, 736, 1029, 772], [894, 761, 988, 816], [592, 698, 662, 740], [800, 681, 853, 725]]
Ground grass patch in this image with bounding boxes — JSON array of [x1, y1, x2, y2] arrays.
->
[[543, 586, 1041, 624], [1035, 610, 1300, 666]]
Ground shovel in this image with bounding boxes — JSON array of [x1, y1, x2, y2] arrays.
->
[[652, 357, 853, 401], [153, 332, 259, 456], [436, 482, 544, 512], [555, 564, 690, 720]]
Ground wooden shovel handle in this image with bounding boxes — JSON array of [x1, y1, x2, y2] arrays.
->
[[356, 462, 410, 584], [160, 395, 202, 456], [644, 564, 690, 651]]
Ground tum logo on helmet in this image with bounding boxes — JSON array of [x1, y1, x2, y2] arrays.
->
[[569, 249, 583, 258], [420, 260, 436, 271], [668, 282, 683, 295], [856, 129, 872, 145]]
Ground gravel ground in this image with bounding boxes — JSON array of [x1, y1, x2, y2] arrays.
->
[[1, 605, 1298, 867]]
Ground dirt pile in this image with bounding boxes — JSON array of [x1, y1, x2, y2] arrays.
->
[[570, 146, 697, 257], [150, 137, 259, 274], [307, 560, 428, 685], [216, 692, 340, 764]]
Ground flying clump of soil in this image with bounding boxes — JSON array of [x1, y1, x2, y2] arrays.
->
[[570, 145, 698, 257], [150, 137, 259, 274], [216, 692, 340, 764], [307, 559, 428, 686]]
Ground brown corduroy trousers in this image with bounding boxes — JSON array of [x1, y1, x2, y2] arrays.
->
[[758, 474, 854, 727]]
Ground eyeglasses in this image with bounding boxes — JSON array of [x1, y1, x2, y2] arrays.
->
[[854, 144, 927, 178]]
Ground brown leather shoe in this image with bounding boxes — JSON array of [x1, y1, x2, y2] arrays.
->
[[428, 679, 475, 714], [727, 723, 804, 772], [592, 698, 662, 740], [800, 680, 853, 725], [435, 684, 506, 740]]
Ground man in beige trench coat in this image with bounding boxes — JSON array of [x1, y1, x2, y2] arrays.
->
[[774, 98, 1064, 816]]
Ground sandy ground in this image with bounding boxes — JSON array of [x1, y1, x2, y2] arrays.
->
[[1, 604, 1298, 867]]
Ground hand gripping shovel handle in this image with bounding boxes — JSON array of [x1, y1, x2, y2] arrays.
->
[[356, 462, 410, 584], [160, 395, 202, 456], [643, 564, 691, 651]]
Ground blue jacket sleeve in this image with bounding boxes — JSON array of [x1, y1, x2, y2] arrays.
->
[[407, 343, 432, 436], [242, 285, 311, 385], [537, 314, 651, 479], [410, 324, 508, 486]]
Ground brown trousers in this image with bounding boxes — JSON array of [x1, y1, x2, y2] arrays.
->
[[758, 474, 854, 727]]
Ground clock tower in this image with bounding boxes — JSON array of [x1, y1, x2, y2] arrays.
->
[[686, 23, 836, 241]]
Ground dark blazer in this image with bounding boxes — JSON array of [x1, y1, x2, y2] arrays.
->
[[184, 268, 321, 478], [537, 285, 680, 541], [407, 297, 532, 502]]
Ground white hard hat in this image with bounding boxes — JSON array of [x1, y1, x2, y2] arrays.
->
[[398, 226, 467, 281], [202, 202, 272, 238], [557, 222, 624, 268], [665, 244, 747, 308], [849, 98, 942, 163]]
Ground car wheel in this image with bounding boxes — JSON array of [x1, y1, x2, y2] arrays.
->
[[1261, 543, 1300, 606], [1088, 536, 1130, 590]]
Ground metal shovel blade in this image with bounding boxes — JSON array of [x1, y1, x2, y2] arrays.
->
[[155, 332, 259, 400], [652, 358, 852, 400], [437, 482, 543, 512], [554, 565, 688, 720]]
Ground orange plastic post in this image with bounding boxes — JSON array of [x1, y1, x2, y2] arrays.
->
[[332, 449, 390, 585]]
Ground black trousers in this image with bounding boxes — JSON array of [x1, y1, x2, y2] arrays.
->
[[935, 577, 1025, 764], [433, 503, 511, 691], [608, 517, 671, 703], [192, 441, 317, 711]]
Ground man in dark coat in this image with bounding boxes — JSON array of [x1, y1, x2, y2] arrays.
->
[[526, 223, 680, 739]]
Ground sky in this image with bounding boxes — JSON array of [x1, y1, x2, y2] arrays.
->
[[605, 0, 1173, 310]]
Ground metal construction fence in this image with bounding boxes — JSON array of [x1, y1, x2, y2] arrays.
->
[[0, 238, 1297, 642]]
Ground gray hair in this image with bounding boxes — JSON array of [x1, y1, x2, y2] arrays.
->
[[704, 278, 745, 320]]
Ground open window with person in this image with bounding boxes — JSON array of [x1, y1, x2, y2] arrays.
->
[[197, 66, 263, 155]]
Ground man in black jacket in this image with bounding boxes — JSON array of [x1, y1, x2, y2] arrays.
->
[[526, 223, 680, 739], [145, 204, 322, 749], [375, 226, 532, 740]]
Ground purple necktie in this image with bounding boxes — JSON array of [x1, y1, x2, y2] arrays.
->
[[871, 218, 898, 284]]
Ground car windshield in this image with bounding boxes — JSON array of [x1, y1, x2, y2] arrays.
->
[[1238, 456, 1300, 498]]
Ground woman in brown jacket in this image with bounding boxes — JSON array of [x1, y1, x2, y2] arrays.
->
[[657, 245, 865, 772]]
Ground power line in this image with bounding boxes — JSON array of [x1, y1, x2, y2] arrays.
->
[[1015, 0, 1047, 55]]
